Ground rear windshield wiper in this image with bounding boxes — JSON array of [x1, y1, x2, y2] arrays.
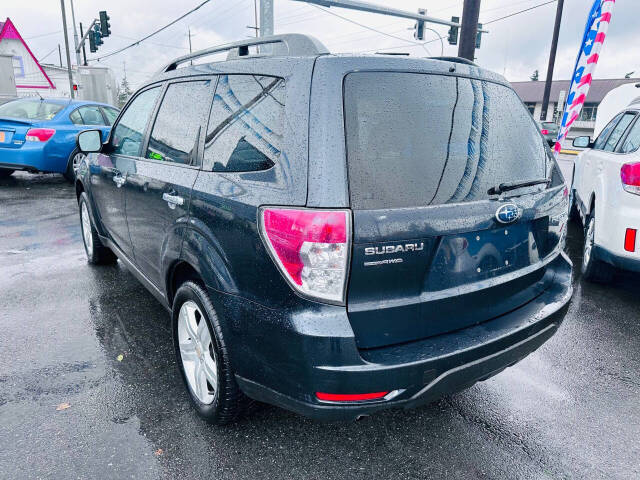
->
[[488, 178, 550, 196]]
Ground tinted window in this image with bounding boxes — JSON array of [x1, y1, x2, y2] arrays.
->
[[112, 87, 160, 157], [594, 112, 624, 150], [0, 98, 63, 121], [77, 105, 105, 126], [620, 117, 640, 154], [101, 107, 119, 125], [146, 80, 213, 165], [344, 72, 549, 209], [603, 112, 635, 152], [69, 109, 83, 125], [203, 74, 284, 172]]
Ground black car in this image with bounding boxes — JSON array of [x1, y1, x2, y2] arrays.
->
[[74, 34, 572, 424]]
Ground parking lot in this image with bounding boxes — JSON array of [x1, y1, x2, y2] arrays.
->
[[0, 157, 639, 479]]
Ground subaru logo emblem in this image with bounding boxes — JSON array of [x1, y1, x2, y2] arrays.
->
[[495, 203, 520, 224]]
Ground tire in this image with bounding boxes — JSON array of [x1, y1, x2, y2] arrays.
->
[[79, 192, 118, 265], [581, 211, 613, 283], [172, 281, 251, 424], [0, 168, 14, 178], [64, 150, 86, 183]]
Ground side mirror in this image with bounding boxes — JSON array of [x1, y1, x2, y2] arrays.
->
[[573, 136, 591, 149], [77, 129, 102, 153]]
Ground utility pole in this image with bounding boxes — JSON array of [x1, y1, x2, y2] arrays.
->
[[260, 0, 274, 37], [60, 0, 75, 99], [188, 28, 193, 65], [79, 23, 87, 66], [540, 0, 565, 122], [58, 44, 62, 68], [68, 0, 81, 66], [458, 0, 481, 61]]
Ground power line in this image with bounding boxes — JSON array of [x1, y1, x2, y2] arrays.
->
[[485, 0, 557, 25], [90, 0, 213, 62], [25, 30, 61, 40]]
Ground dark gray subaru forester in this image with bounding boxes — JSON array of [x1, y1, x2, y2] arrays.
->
[[74, 34, 573, 424]]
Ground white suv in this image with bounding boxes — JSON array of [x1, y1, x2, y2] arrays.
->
[[570, 104, 640, 282]]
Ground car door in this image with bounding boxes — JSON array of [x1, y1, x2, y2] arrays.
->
[[581, 112, 636, 210], [124, 78, 215, 288], [89, 86, 162, 259]]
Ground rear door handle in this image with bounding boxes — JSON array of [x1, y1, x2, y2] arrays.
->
[[162, 192, 184, 209]]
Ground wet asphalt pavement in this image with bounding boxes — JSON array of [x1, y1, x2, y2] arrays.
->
[[1, 158, 639, 480]]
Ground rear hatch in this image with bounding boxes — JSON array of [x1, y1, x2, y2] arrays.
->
[[343, 71, 565, 349]]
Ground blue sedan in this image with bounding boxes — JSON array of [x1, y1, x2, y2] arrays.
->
[[0, 97, 119, 181]]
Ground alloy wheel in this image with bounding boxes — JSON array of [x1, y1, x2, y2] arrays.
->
[[81, 201, 93, 256], [73, 153, 86, 174], [177, 301, 218, 405], [583, 217, 595, 269]]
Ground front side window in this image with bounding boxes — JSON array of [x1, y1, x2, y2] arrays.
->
[[620, 117, 640, 154], [111, 87, 161, 157], [594, 112, 624, 150], [344, 72, 551, 209], [603, 112, 635, 152], [203, 74, 284, 172], [146, 80, 213, 165]]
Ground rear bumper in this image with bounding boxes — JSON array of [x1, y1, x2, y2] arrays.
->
[[0, 143, 65, 173], [220, 252, 573, 421], [594, 245, 640, 273]]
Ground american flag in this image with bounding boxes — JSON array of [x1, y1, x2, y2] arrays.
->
[[554, 0, 616, 154]]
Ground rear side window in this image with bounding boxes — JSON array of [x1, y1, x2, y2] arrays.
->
[[112, 87, 160, 157], [620, 117, 640, 154], [344, 72, 549, 209], [602, 112, 635, 152], [77, 106, 105, 126], [203, 74, 284, 172], [146, 80, 213, 165]]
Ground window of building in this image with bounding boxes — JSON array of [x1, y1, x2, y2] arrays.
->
[[12, 56, 24, 78], [579, 103, 598, 122], [146, 80, 213, 165], [203, 74, 285, 172]]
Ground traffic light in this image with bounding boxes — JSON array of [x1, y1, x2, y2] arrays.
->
[[89, 30, 97, 53], [448, 16, 459, 45], [475, 23, 483, 49], [414, 8, 426, 41], [99, 11, 111, 37], [93, 25, 103, 47]]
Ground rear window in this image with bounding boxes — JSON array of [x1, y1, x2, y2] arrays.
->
[[0, 98, 64, 121], [344, 72, 551, 209]]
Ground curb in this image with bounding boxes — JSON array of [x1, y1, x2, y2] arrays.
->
[[559, 150, 580, 156]]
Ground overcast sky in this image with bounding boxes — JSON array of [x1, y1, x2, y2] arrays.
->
[[5, 0, 640, 90]]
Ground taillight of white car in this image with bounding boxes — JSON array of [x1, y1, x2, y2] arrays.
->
[[25, 128, 56, 142], [621, 162, 640, 195], [259, 208, 351, 304]]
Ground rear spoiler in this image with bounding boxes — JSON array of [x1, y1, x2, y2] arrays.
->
[[0, 117, 33, 126]]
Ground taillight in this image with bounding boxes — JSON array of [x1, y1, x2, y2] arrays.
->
[[621, 162, 640, 195], [259, 207, 351, 304], [25, 128, 56, 142], [541, 129, 549, 135]]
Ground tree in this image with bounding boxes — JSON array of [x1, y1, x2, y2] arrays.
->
[[531, 70, 540, 81], [116, 76, 132, 108]]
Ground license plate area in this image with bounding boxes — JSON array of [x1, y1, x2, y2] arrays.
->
[[425, 220, 548, 291], [0, 130, 14, 144]]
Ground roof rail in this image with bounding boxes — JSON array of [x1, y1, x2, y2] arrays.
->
[[430, 56, 478, 67], [159, 34, 329, 73]]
